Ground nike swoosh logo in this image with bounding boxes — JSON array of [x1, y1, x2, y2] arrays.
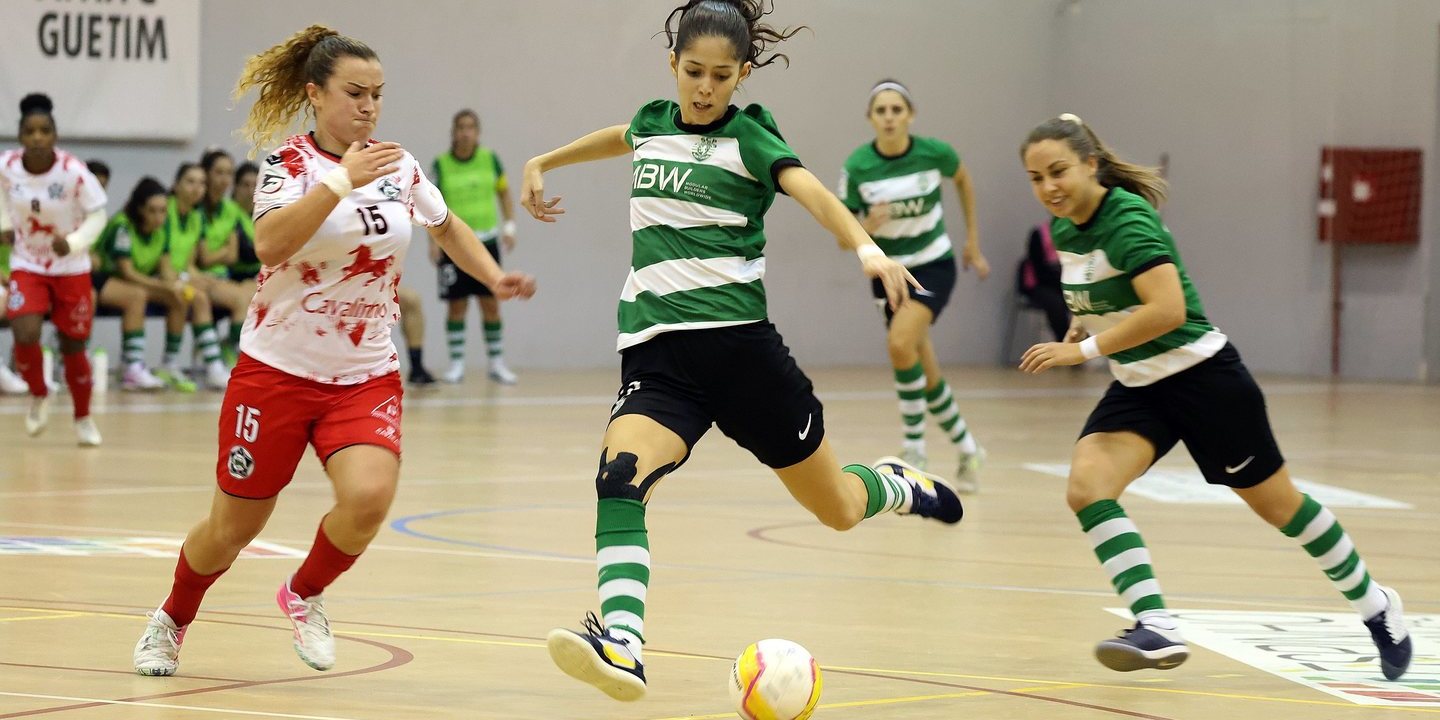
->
[[1224, 456, 1255, 474], [798, 413, 813, 440], [634, 138, 654, 150]]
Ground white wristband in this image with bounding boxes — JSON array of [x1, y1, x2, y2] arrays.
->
[[502, 219, 517, 237], [319, 167, 353, 198], [856, 244, 884, 260], [1079, 336, 1101, 360]]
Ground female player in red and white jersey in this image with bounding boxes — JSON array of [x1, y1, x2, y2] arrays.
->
[[132, 25, 536, 677], [0, 93, 108, 446]]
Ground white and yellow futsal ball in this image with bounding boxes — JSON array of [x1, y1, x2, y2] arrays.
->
[[728, 638, 823, 720]]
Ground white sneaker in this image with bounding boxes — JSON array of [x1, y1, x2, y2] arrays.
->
[[487, 358, 518, 385], [91, 348, 109, 394], [899, 446, 928, 471], [122, 363, 167, 392], [134, 608, 187, 676], [0, 364, 26, 394], [954, 447, 986, 495], [204, 360, 230, 391], [277, 579, 335, 671], [75, 416, 102, 447], [24, 395, 50, 437], [443, 359, 465, 384]]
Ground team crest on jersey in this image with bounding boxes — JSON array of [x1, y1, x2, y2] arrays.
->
[[378, 176, 401, 200], [47, 182, 64, 200], [691, 137, 718, 162], [6, 289, 23, 312], [227, 445, 255, 480]]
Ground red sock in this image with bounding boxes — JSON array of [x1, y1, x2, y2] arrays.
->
[[63, 351, 92, 419], [161, 548, 228, 627], [12, 344, 47, 397], [290, 520, 361, 599]]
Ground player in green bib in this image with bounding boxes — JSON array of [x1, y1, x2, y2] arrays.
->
[[520, 0, 965, 702], [92, 177, 187, 391], [431, 109, 520, 385], [840, 79, 989, 491], [163, 163, 229, 390], [1019, 114, 1412, 679], [195, 150, 258, 365]]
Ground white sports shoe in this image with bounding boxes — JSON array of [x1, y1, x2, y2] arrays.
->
[[487, 358, 518, 385], [954, 447, 986, 495], [443, 359, 465, 384], [75, 416, 102, 447], [204, 360, 230, 391], [25, 395, 50, 436], [899, 446, 928, 471], [122, 363, 167, 392], [134, 608, 187, 676], [277, 579, 335, 671], [0, 364, 27, 394]]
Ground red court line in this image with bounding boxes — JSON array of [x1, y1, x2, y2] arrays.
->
[[0, 617, 412, 718]]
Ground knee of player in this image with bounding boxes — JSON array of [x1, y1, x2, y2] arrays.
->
[[207, 516, 266, 549], [596, 451, 675, 503], [338, 485, 396, 527]]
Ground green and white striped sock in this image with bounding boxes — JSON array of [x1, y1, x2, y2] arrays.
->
[[484, 320, 503, 359], [122, 329, 146, 366], [925, 379, 978, 454], [446, 319, 465, 362], [1079, 499, 1175, 628], [596, 498, 649, 660], [894, 362, 926, 449], [194, 324, 221, 364], [1281, 494, 1388, 619], [844, 463, 914, 517], [163, 332, 183, 367]]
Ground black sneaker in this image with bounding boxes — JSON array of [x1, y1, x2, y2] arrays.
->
[[1364, 586, 1412, 680], [547, 612, 646, 701], [874, 456, 964, 524], [408, 366, 437, 386], [1095, 623, 1189, 671]]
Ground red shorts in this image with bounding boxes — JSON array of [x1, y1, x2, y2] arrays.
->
[[6, 270, 93, 339], [216, 354, 403, 499]]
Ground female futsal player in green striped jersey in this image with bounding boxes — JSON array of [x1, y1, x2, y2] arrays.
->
[[520, 0, 966, 702], [840, 79, 989, 491], [1019, 113, 1411, 680]]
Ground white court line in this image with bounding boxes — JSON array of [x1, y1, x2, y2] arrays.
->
[[0, 691, 363, 720], [0, 485, 215, 500], [4, 380, 1416, 417]]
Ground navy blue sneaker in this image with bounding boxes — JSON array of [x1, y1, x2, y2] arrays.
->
[[1095, 623, 1189, 671], [874, 457, 964, 524], [547, 612, 646, 701], [1364, 586, 1412, 680]]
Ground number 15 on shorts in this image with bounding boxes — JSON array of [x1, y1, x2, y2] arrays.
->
[[235, 405, 262, 443]]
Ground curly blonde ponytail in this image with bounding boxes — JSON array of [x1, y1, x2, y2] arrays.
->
[[233, 25, 377, 156]]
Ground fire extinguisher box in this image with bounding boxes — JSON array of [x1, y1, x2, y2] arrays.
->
[[1318, 147, 1422, 245]]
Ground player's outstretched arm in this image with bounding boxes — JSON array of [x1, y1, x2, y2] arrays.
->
[[520, 125, 629, 223], [778, 165, 921, 311], [428, 213, 535, 301]]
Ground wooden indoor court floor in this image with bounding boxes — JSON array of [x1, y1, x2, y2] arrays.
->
[[0, 365, 1435, 719]]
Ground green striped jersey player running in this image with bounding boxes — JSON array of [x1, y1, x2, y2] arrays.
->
[[840, 79, 990, 491], [1019, 113, 1412, 679], [520, 0, 966, 703]]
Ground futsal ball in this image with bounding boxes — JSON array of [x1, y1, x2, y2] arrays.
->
[[728, 638, 823, 720]]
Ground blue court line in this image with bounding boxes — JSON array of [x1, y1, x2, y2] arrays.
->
[[388, 505, 591, 560]]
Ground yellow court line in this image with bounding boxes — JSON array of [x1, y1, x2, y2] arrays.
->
[[0, 612, 86, 623], [645, 684, 1094, 720]]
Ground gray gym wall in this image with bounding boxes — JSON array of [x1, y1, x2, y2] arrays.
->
[[32, 0, 1440, 382]]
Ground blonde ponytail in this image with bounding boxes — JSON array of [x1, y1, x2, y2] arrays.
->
[[233, 25, 377, 156]]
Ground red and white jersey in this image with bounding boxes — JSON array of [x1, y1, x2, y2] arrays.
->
[[242, 133, 449, 385], [0, 148, 107, 276]]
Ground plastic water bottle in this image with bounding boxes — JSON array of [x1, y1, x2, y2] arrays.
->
[[91, 347, 109, 394]]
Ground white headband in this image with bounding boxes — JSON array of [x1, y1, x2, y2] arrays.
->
[[869, 82, 912, 104], [1058, 112, 1084, 125]]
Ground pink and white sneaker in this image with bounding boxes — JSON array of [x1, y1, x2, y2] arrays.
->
[[133, 608, 187, 676], [277, 578, 335, 671]]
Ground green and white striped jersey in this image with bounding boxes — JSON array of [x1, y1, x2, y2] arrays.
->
[[618, 100, 799, 351], [838, 136, 959, 268], [1052, 187, 1227, 386]]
